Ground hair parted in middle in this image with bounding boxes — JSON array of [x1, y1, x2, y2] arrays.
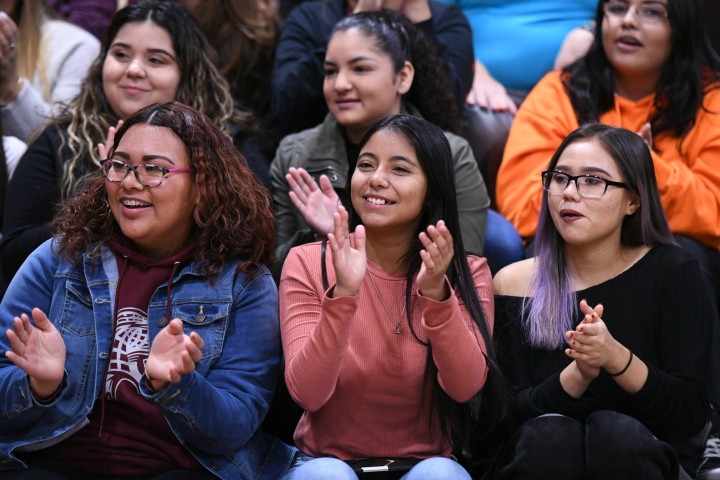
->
[[330, 9, 461, 134], [346, 113, 506, 456], [53, 101, 275, 275], [54, 0, 248, 199], [563, 0, 720, 140], [527, 124, 675, 350]]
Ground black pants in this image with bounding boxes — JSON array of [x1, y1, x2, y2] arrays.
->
[[493, 411, 692, 480], [0, 456, 216, 480]]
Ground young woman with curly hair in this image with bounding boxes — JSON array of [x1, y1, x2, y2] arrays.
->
[[0, 1, 269, 298], [0, 101, 295, 479]]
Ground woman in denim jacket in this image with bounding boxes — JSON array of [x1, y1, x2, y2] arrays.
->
[[0, 102, 296, 479]]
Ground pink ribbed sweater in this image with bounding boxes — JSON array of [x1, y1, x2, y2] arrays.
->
[[279, 241, 493, 460]]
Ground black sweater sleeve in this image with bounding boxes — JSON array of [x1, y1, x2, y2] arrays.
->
[[0, 126, 63, 287], [495, 246, 714, 442]]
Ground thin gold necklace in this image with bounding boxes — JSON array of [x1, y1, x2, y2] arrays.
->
[[367, 269, 404, 335]]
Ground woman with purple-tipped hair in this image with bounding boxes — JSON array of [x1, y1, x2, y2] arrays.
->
[[491, 124, 715, 479]]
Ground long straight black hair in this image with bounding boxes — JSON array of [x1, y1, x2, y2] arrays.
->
[[347, 114, 506, 461]]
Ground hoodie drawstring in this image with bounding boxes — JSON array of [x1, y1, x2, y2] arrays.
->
[[165, 262, 180, 322], [98, 255, 129, 438]]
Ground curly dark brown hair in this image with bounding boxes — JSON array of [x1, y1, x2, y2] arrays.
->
[[52, 101, 275, 274]]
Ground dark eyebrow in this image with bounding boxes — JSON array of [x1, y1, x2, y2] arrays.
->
[[324, 55, 377, 67], [555, 165, 613, 177], [112, 151, 176, 165], [358, 151, 418, 166], [109, 42, 177, 61]]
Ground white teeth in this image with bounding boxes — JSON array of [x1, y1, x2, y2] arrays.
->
[[121, 199, 151, 207], [366, 197, 390, 205]]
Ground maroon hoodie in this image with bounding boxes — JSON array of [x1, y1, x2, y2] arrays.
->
[[47, 236, 203, 475]]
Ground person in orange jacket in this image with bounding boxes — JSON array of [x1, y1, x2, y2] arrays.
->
[[496, 2, 720, 474], [497, 0, 720, 303]]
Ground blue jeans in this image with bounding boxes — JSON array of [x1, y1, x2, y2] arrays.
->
[[282, 454, 472, 480], [484, 209, 524, 275]]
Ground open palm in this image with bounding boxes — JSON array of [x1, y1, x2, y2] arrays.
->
[[287, 167, 339, 236], [5, 308, 66, 392]]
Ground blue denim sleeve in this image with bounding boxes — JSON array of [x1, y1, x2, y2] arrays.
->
[[141, 267, 283, 453], [0, 239, 60, 425]]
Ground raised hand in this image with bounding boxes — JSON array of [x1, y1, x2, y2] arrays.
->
[[5, 308, 66, 399], [466, 60, 517, 113], [637, 122, 653, 150], [98, 119, 124, 160], [145, 319, 204, 391], [0, 11, 20, 104], [416, 220, 453, 301], [353, 0, 383, 13], [287, 167, 339, 236], [327, 205, 366, 297]]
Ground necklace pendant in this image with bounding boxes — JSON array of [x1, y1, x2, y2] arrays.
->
[[393, 325, 402, 335]]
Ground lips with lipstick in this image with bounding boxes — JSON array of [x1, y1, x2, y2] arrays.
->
[[559, 208, 584, 221]]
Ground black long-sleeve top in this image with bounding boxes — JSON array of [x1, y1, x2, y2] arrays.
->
[[495, 245, 714, 450]]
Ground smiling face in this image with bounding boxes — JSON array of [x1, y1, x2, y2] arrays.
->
[[601, 0, 672, 96], [102, 21, 182, 120], [323, 28, 413, 144], [106, 124, 196, 259], [548, 139, 639, 249], [351, 129, 427, 236]]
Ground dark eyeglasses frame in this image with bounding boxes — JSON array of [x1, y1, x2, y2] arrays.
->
[[541, 170, 628, 198], [102, 159, 194, 187]]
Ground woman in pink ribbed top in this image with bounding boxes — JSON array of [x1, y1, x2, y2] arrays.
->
[[279, 115, 503, 479]]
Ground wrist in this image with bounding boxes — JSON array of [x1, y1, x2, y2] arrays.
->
[[603, 342, 628, 373], [560, 362, 593, 398], [606, 348, 634, 377], [145, 372, 169, 392], [29, 376, 63, 401], [0, 76, 23, 106], [418, 282, 450, 301], [331, 284, 359, 298]]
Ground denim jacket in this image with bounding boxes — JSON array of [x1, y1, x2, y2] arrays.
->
[[0, 239, 296, 479]]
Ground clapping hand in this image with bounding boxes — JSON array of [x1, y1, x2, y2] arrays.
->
[[327, 205, 366, 298], [5, 308, 66, 399], [416, 220, 453, 301], [287, 167, 339, 237], [145, 319, 204, 391], [565, 299, 621, 375]]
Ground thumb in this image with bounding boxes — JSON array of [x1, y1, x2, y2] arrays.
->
[[166, 318, 184, 335], [31, 308, 53, 331], [353, 225, 366, 253], [319, 174, 335, 195]]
